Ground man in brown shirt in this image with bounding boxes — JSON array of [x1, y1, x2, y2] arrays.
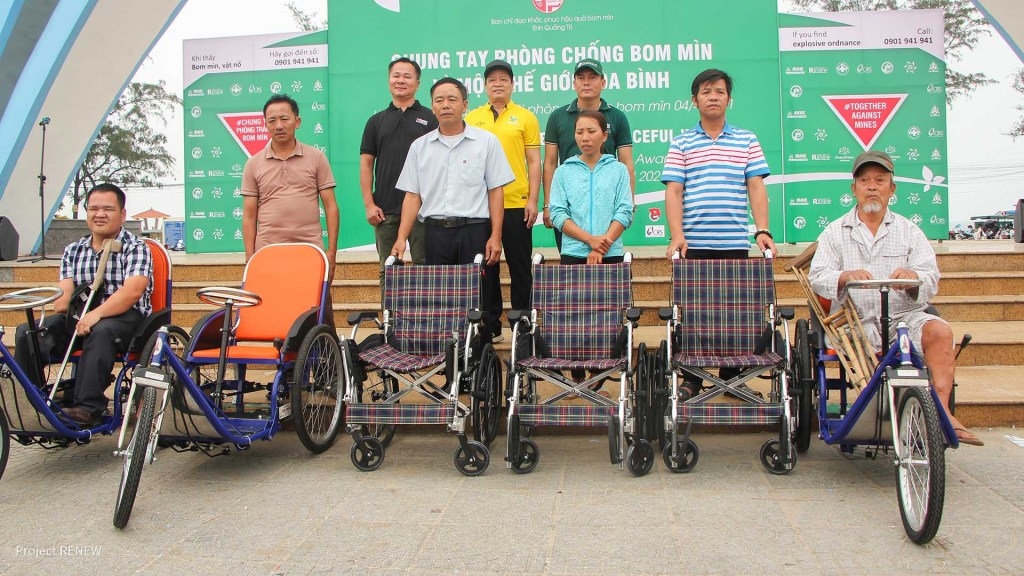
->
[[241, 94, 339, 278]]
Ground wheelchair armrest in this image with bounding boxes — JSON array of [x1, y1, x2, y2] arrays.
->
[[283, 308, 321, 353], [625, 308, 641, 324], [778, 306, 795, 321], [507, 309, 531, 324], [124, 307, 171, 354], [658, 306, 674, 321], [467, 309, 483, 323], [347, 310, 379, 326]]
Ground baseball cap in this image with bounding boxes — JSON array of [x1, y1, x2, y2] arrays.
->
[[484, 59, 514, 79], [852, 150, 894, 175], [574, 58, 603, 76]]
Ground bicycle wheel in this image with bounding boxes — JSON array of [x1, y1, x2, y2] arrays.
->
[[471, 343, 502, 447], [0, 410, 9, 480], [793, 319, 814, 453], [113, 386, 156, 529], [895, 386, 946, 544], [292, 325, 344, 454]]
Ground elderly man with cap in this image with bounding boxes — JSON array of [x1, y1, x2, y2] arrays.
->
[[542, 58, 635, 248], [808, 150, 983, 446], [465, 60, 541, 332]]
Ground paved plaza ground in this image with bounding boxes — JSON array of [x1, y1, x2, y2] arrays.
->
[[1, 427, 1021, 575]]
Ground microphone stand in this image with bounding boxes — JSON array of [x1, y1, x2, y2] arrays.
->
[[22, 117, 60, 262]]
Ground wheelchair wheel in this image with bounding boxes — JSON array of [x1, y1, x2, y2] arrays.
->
[[0, 410, 9, 480], [608, 415, 623, 465], [292, 325, 344, 454], [471, 343, 502, 447], [357, 371, 398, 448], [662, 438, 698, 473], [454, 440, 489, 476], [634, 343, 651, 442], [510, 438, 539, 474], [113, 386, 157, 529], [350, 436, 384, 471], [896, 386, 946, 544], [653, 340, 670, 450], [793, 319, 814, 453], [626, 438, 655, 477], [759, 437, 797, 475]]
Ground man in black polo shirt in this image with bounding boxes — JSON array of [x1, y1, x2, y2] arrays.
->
[[360, 57, 438, 279], [542, 59, 635, 248]]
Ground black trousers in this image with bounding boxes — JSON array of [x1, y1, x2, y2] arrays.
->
[[682, 249, 750, 387], [424, 222, 502, 338], [14, 309, 143, 413], [502, 208, 533, 312]]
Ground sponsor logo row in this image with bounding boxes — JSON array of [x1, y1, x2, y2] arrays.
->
[[785, 60, 941, 76], [187, 79, 325, 99]]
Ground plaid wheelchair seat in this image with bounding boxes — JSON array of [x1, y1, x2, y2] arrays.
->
[[671, 258, 783, 368], [518, 261, 632, 369], [358, 261, 480, 372]]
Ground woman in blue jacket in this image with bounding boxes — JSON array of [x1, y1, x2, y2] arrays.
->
[[548, 110, 634, 264]]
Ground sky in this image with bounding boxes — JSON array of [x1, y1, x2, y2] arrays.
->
[[120, 0, 1024, 228]]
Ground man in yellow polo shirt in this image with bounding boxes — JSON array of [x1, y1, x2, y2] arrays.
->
[[466, 60, 541, 334]]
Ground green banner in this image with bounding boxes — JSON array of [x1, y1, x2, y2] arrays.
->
[[779, 10, 949, 240], [328, 0, 782, 248], [182, 31, 330, 253]]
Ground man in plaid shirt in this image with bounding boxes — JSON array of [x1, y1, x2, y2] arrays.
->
[[808, 151, 982, 446], [15, 183, 152, 426]]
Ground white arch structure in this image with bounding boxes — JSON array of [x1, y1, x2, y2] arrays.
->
[[0, 0, 185, 254]]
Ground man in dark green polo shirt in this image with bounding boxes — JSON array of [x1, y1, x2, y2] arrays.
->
[[541, 58, 635, 246]]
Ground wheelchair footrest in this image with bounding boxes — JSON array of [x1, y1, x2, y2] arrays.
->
[[346, 403, 455, 425], [515, 404, 615, 427], [678, 403, 783, 426]]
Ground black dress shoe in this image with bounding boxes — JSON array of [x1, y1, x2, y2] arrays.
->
[[62, 406, 101, 426]]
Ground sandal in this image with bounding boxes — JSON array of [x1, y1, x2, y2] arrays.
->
[[954, 426, 984, 447]]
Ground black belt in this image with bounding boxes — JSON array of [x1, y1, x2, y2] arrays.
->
[[423, 217, 489, 228]]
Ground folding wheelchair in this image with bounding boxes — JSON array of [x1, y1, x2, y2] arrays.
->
[[504, 254, 650, 475], [340, 255, 498, 476], [114, 242, 343, 528], [0, 238, 171, 480], [651, 252, 795, 474]]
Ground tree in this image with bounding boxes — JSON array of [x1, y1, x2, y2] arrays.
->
[[69, 81, 181, 218], [783, 0, 994, 105], [286, 1, 327, 31], [1010, 68, 1024, 138]]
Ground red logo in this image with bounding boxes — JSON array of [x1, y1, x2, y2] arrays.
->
[[822, 94, 907, 150], [533, 0, 563, 14], [648, 208, 661, 222], [219, 112, 269, 157]]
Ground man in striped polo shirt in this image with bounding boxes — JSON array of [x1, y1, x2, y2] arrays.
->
[[661, 68, 776, 400], [662, 68, 775, 261]]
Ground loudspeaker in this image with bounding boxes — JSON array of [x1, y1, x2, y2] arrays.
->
[[0, 216, 19, 260]]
